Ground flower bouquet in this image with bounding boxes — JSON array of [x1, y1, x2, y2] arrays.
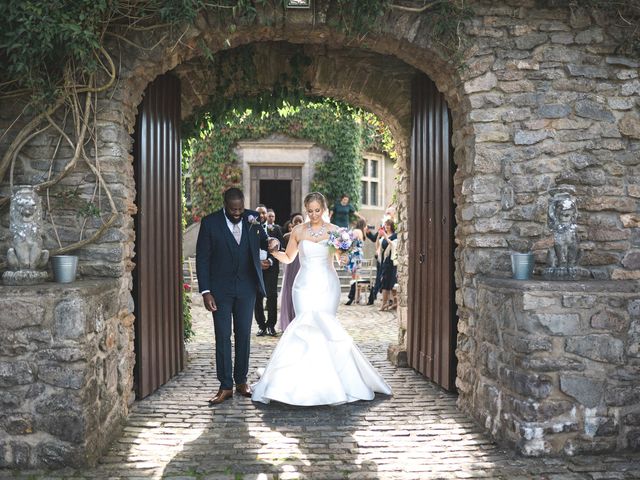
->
[[328, 228, 363, 272], [327, 228, 357, 253]]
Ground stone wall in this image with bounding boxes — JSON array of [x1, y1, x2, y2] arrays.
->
[[470, 277, 640, 456], [449, 2, 640, 454], [0, 280, 134, 468]]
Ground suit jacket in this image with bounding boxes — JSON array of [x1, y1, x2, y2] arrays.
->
[[196, 209, 268, 297]]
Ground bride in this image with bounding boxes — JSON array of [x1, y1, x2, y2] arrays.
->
[[252, 192, 392, 406]]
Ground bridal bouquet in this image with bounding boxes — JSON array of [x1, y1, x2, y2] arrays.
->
[[327, 228, 357, 253], [328, 228, 363, 272]]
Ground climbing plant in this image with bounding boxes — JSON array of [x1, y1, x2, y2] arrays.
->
[[184, 98, 396, 221]]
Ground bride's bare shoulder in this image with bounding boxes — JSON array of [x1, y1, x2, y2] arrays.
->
[[291, 223, 306, 240], [327, 223, 340, 232]]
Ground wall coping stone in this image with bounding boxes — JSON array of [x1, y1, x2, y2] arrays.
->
[[0, 278, 120, 296], [477, 275, 640, 293]]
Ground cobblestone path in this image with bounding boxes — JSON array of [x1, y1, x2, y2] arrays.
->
[[5, 295, 639, 479]]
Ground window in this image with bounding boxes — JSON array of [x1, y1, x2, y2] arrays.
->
[[361, 157, 381, 207]]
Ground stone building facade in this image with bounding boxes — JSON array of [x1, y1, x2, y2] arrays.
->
[[0, 0, 639, 467]]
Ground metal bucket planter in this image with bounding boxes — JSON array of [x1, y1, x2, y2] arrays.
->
[[510, 252, 534, 280], [51, 255, 78, 283]]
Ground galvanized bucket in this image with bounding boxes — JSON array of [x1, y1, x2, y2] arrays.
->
[[510, 252, 534, 280], [51, 255, 78, 283]]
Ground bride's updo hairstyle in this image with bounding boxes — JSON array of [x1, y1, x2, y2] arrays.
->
[[303, 192, 327, 211]]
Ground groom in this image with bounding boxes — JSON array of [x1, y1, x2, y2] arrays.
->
[[196, 188, 270, 405]]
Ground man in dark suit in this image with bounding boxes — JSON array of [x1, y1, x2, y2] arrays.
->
[[196, 188, 273, 405], [254, 206, 284, 337]]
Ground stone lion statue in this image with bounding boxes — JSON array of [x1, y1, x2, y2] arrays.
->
[[543, 186, 589, 280], [547, 195, 579, 270], [6, 186, 49, 271]]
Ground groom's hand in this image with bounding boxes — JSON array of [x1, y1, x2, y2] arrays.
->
[[203, 292, 217, 312], [267, 237, 280, 252]]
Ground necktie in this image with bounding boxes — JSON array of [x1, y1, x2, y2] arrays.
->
[[233, 222, 241, 244]]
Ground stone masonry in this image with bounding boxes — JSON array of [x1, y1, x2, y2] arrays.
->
[[1, 0, 640, 462], [471, 277, 640, 456], [0, 280, 134, 468]]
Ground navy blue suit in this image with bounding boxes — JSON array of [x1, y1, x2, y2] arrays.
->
[[196, 209, 268, 389]]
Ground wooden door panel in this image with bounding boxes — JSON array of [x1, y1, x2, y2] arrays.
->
[[407, 74, 456, 391], [133, 74, 184, 399]]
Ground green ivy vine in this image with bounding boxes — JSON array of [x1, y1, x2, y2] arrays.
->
[[184, 98, 395, 221]]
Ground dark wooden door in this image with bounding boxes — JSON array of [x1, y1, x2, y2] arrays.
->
[[133, 74, 184, 399], [250, 166, 302, 215], [407, 73, 457, 391], [260, 180, 292, 223]]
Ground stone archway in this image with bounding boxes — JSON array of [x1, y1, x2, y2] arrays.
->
[[118, 18, 465, 451], [69, 5, 640, 457]]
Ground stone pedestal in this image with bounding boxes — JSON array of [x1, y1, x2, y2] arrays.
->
[[463, 277, 640, 456], [387, 344, 408, 367], [0, 280, 134, 468], [388, 305, 409, 367]]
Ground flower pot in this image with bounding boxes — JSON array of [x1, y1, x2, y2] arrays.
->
[[51, 255, 78, 283], [510, 252, 534, 280]]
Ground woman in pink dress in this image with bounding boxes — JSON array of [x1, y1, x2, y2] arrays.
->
[[277, 213, 304, 332]]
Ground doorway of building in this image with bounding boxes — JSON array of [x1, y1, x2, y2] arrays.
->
[[260, 179, 291, 226]]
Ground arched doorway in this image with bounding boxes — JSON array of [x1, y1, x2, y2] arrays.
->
[[130, 38, 458, 396]]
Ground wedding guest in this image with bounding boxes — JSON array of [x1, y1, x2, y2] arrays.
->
[[329, 194, 363, 228], [378, 219, 397, 311], [277, 212, 304, 332], [266, 209, 279, 231], [344, 218, 366, 305], [254, 205, 284, 336], [364, 205, 396, 305]]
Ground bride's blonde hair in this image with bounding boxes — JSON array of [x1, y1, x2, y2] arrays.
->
[[303, 192, 327, 210]]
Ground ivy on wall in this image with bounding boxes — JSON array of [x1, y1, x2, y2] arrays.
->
[[184, 98, 395, 221]]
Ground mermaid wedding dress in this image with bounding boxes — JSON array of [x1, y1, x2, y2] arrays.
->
[[252, 239, 392, 405]]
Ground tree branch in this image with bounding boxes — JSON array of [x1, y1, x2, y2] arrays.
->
[[389, 1, 447, 13]]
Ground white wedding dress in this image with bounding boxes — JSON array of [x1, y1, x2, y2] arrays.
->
[[252, 239, 392, 405]]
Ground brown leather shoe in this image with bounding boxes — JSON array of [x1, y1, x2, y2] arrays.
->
[[207, 389, 233, 405], [235, 383, 253, 397]]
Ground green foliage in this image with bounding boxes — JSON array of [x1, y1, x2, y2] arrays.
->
[[181, 153, 194, 341], [0, 0, 479, 106], [184, 98, 395, 220], [330, 0, 391, 35], [183, 281, 194, 341], [0, 0, 204, 104], [182, 44, 313, 138], [0, 0, 108, 101], [51, 187, 101, 218]]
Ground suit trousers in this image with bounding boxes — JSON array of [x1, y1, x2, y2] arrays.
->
[[255, 266, 279, 329], [212, 289, 256, 390]]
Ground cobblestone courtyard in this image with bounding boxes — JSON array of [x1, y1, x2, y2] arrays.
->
[[5, 295, 639, 480]]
